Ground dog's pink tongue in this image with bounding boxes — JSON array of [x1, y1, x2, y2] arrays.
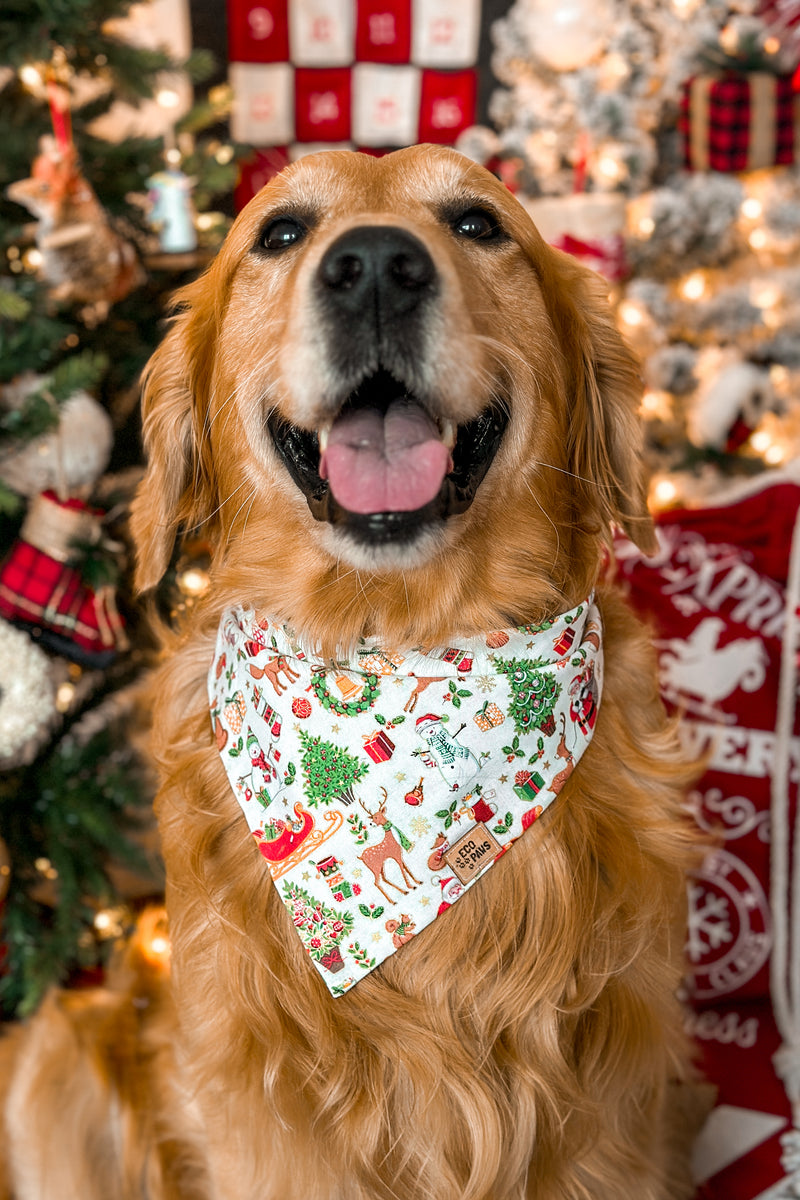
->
[[319, 399, 452, 514]]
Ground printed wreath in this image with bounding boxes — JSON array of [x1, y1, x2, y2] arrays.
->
[[309, 670, 381, 716]]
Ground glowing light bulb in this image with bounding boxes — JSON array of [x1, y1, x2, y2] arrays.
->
[[597, 154, 624, 183], [742, 197, 763, 220], [638, 216, 655, 236], [764, 36, 781, 55], [751, 283, 781, 309], [750, 430, 771, 452], [765, 443, 786, 464], [156, 88, 181, 109], [654, 478, 678, 505], [749, 228, 768, 250], [680, 272, 707, 301], [20, 64, 43, 89], [618, 300, 645, 327], [178, 567, 210, 598]]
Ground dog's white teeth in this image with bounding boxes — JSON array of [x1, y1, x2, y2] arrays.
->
[[440, 419, 457, 451], [318, 423, 331, 453]]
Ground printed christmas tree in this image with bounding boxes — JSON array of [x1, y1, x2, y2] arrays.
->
[[494, 657, 561, 736], [282, 879, 354, 972], [298, 729, 369, 807]]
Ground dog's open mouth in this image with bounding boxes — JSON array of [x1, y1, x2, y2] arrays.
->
[[268, 369, 508, 543]]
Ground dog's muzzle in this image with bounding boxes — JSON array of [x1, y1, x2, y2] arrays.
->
[[269, 224, 508, 546]]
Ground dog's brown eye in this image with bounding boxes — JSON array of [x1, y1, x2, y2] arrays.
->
[[261, 217, 307, 251], [452, 208, 500, 241]]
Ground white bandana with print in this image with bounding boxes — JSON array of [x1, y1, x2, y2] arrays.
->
[[208, 597, 603, 997]]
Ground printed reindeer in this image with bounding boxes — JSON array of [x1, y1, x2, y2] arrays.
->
[[551, 713, 575, 795], [248, 653, 301, 696], [403, 673, 447, 713], [359, 789, 422, 905]]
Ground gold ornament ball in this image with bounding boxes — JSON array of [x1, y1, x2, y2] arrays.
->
[[0, 835, 10, 904]]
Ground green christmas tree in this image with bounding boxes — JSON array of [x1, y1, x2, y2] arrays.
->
[[0, 0, 238, 1019], [298, 729, 369, 808], [282, 879, 354, 970], [494, 658, 561, 736]]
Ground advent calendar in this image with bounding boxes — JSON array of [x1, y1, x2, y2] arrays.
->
[[227, 0, 481, 206]]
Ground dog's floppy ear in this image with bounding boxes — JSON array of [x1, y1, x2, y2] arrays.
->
[[539, 246, 657, 556], [129, 275, 221, 593]]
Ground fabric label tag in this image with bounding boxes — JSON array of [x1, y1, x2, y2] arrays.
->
[[444, 824, 502, 885]]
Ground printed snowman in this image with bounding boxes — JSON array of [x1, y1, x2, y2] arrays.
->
[[415, 713, 480, 792]]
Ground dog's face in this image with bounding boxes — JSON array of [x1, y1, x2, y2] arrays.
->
[[131, 145, 654, 646]]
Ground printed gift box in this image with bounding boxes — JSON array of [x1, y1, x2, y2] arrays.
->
[[473, 701, 505, 732], [362, 728, 395, 762], [513, 769, 544, 801]]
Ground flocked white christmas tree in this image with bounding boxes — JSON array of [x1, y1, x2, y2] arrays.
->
[[458, 0, 800, 507]]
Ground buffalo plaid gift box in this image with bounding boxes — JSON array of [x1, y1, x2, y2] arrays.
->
[[680, 71, 800, 172]]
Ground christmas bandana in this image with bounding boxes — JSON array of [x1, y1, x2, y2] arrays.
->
[[208, 597, 603, 996]]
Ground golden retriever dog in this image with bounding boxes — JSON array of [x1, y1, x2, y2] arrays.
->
[[2, 144, 701, 1200]]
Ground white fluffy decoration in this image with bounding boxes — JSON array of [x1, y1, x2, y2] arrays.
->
[[0, 377, 113, 497], [688, 355, 775, 450], [0, 621, 58, 766]]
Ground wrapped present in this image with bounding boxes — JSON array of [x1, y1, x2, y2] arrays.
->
[[552, 627, 576, 656], [357, 647, 405, 675], [473, 701, 504, 732], [524, 193, 627, 282], [680, 72, 800, 172], [513, 769, 544, 801], [362, 728, 395, 762]]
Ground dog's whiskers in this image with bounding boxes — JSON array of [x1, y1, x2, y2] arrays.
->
[[223, 483, 259, 550], [529, 458, 616, 492], [521, 475, 561, 569], [191, 478, 249, 528]]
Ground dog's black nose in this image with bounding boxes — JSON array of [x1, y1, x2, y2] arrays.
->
[[317, 225, 437, 319]]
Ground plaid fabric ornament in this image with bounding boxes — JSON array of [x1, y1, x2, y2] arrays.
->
[[0, 491, 127, 666]]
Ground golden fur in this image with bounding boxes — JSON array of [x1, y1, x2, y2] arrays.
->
[[3, 145, 701, 1199]]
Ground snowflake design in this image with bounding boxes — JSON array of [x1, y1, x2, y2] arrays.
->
[[474, 673, 497, 694], [687, 883, 733, 963], [409, 816, 431, 838]]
